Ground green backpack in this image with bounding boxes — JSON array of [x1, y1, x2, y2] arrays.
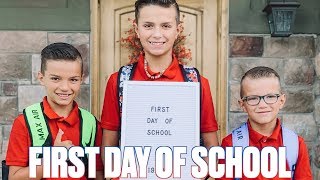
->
[[23, 102, 97, 148], [1, 103, 97, 180], [24, 102, 97, 177]]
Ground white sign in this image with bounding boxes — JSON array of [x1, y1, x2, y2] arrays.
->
[[121, 81, 200, 179]]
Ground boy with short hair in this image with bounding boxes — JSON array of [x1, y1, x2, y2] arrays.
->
[[218, 66, 312, 179], [5, 42, 104, 179], [101, 0, 219, 158]]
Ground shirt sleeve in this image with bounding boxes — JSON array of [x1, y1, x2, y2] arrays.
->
[[293, 136, 312, 179], [6, 114, 30, 167], [100, 73, 121, 131], [200, 76, 219, 132]]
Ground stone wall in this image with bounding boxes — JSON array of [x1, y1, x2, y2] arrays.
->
[[1, 31, 319, 178], [229, 34, 320, 178], [0, 31, 90, 177]]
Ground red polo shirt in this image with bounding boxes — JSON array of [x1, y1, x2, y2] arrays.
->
[[6, 97, 104, 180], [217, 119, 312, 180], [101, 54, 218, 133]]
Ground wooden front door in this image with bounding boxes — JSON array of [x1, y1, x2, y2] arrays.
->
[[91, 0, 229, 140]]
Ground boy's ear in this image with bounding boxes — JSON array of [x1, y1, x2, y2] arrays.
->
[[38, 71, 45, 85], [278, 93, 286, 109], [238, 99, 248, 113], [81, 74, 84, 84], [134, 22, 140, 39]]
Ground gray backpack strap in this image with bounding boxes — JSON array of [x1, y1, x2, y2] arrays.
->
[[232, 123, 249, 180], [231, 123, 298, 180], [232, 122, 249, 148], [282, 126, 298, 178]]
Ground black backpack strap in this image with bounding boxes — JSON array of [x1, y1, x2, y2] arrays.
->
[[179, 64, 201, 83], [179, 65, 204, 146], [179, 65, 202, 121], [116, 63, 137, 146], [23, 102, 52, 149], [2, 160, 8, 180], [117, 63, 138, 114]]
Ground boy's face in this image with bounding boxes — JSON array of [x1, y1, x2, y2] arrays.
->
[[38, 59, 83, 109], [239, 77, 286, 128], [135, 5, 179, 58]]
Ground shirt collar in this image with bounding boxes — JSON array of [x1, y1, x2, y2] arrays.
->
[[248, 118, 281, 144], [42, 96, 79, 126], [136, 53, 180, 80]]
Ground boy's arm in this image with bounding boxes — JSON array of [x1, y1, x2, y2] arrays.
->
[[202, 131, 219, 148], [9, 165, 43, 180], [101, 129, 119, 164], [100, 73, 121, 163], [215, 135, 233, 180], [6, 115, 41, 179], [200, 77, 219, 148], [101, 129, 119, 180], [95, 170, 104, 180], [201, 131, 219, 180], [8, 129, 73, 179]]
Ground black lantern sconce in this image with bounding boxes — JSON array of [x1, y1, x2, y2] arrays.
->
[[263, 0, 300, 37]]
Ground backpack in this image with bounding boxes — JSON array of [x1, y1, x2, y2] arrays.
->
[[24, 102, 97, 170], [2, 102, 97, 179], [232, 122, 299, 180], [117, 63, 203, 144]]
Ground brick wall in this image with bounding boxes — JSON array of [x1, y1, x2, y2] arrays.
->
[[0, 31, 90, 177], [229, 34, 320, 178]]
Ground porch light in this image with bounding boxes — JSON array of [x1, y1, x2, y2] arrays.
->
[[263, 0, 300, 37]]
